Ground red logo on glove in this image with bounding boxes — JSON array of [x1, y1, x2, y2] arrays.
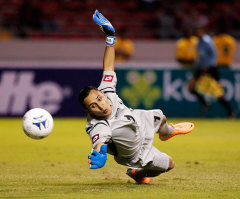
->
[[92, 134, 99, 144], [103, 75, 113, 82]]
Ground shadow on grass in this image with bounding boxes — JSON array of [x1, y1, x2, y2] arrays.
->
[[44, 179, 168, 190]]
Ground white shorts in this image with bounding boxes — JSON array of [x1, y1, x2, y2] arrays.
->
[[115, 109, 170, 171], [123, 145, 170, 171], [139, 146, 170, 171]]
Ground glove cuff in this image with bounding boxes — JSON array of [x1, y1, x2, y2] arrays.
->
[[106, 36, 116, 46]]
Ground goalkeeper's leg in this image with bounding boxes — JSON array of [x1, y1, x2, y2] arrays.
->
[[126, 147, 174, 184], [158, 116, 194, 141]]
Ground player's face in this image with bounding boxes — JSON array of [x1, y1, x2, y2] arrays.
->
[[84, 90, 112, 118]]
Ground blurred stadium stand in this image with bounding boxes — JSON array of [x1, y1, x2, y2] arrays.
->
[[1, 0, 240, 118], [0, 0, 240, 67], [0, 0, 240, 40]]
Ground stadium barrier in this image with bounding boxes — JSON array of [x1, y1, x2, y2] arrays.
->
[[0, 68, 239, 117]]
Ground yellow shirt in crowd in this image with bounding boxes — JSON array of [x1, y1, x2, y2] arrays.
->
[[213, 34, 236, 67], [176, 36, 198, 66], [115, 37, 135, 62]]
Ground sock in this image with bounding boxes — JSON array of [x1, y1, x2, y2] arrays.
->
[[159, 122, 174, 137]]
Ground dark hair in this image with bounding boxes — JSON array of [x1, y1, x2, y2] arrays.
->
[[78, 86, 98, 108]]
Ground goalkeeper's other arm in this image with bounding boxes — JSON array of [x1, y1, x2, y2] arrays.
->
[[88, 143, 107, 169], [93, 9, 116, 71]]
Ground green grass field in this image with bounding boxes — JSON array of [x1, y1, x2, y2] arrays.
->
[[0, 118, 240, 199]]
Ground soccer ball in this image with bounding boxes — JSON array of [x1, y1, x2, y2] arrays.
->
[[22, 108, 54, 139]]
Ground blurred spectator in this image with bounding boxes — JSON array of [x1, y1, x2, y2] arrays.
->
[[41, 1, 60, 34], [175, 28, 198, 68], [213, 27, 236, 68], [138, 0, 162, 11], [0, 0, 239, 40], [0, 15, 12, 40], [154, 8, 179, 39], [115, 27, 135, 62], [188, 26, 235, 117], [219, 5, 239, 37], [189, 10, 208, 28], [0, 28, 12, 40], [17, 0, 43, 38]]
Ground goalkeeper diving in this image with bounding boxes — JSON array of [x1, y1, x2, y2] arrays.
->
[[78, 10, 194, 184]]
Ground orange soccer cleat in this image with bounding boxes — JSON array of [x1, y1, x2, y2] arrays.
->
[[159, 122, 194, 141], [126, 168, 151, 184]]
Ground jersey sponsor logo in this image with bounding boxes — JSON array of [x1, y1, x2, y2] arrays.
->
[[92, 134, 99, 144], [103, 75, 114, 82]]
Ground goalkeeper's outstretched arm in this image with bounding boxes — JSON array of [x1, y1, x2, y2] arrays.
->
[[93, 10, 116, 72], [103, 46, 115, 72]]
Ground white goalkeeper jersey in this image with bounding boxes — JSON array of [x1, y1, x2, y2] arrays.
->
[[86, 71, 164, 166]]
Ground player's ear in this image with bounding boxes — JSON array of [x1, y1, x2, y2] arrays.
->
[[84, 104, 91, 113], [83, 100, 91, 113]]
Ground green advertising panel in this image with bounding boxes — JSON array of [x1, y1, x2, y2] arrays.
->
[[116, 68, 240, 118]]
